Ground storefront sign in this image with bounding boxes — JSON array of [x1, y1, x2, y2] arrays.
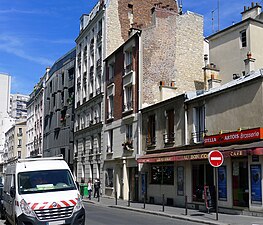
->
[[177, 166, 184, 196], [218, 166, 227, 201], [251, 165, 262, 204], [204, 128, 263, 146]]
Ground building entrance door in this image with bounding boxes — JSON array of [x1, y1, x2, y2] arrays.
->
[[192, 163, 214, 202], [232, 159, 249, 207]]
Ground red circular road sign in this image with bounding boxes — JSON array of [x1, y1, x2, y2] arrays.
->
[[208, 150, 224, 167]]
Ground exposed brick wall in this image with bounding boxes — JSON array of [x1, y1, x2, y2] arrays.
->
[[141, 8, 204, 106], [106, 0, 178, 57]]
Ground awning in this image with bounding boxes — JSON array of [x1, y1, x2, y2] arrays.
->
[[137, 141, 263, 163]]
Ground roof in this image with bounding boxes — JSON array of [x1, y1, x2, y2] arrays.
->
[[186, 68, 263, 102]]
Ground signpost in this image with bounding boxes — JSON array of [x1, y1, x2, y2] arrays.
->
[[208, 150, 224, 221]]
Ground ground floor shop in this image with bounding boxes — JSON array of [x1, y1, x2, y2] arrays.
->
[[103, 157, 139, 201], [137, 143, 263, 212]]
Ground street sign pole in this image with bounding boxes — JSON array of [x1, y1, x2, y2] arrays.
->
[[215, 167, 218, 220], [208, 150, 223, 221]]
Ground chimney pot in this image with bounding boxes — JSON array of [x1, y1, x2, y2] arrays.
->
[[252, 2, 255, 7], [244, 6, 247, 11]]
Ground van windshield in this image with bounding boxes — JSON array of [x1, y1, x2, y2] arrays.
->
[[18, 170, 76, 194]]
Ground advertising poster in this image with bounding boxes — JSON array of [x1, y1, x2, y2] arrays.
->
[[251, 165, 262, 204], [218, 166, 227, 200], [177, 166, 184, 196]]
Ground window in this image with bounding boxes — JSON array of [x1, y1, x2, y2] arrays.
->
[[126, 124, 133, 142], [108, 95, 114, 119], [83, 138, 86, 155], [147, 115, 156, 146], [109, 63, 115, 81], [124, 85, 133, 111], [18, 139, 22, 147], [61, 73, 64, 86], [192, 105, 205, 143], [125, 49, 133, 73], [164, 109, 175, 144], [105, 168, 113, 187], [107, 130, 113, 153], [151, 164, 174, 185], [18, 151, 21, 159], [240, 30, 247, 48]]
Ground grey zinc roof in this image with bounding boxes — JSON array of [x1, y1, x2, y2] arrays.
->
[[185, 68, 263, 102]]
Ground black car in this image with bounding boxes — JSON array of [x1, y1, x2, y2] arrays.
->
[[0, 183, 4, 219]]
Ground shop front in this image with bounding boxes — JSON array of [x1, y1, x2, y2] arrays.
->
[[138, 130, 263, 212]]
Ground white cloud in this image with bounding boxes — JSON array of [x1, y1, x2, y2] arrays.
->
[[0, 34, 53, 65]]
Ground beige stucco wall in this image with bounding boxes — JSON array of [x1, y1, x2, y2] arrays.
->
[[209, 21, 263, 84]]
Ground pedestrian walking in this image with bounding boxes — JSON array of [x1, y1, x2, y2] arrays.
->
[[94, 178, 100, 198], [88, 179, 93, 200]]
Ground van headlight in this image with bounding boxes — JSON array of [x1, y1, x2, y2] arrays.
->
[[20, 199, 36, 218], [73, 195, 84, 213]]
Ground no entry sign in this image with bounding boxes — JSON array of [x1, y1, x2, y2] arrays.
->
[[208, 150, 224, 167]]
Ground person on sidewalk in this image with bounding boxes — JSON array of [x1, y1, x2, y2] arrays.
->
[[94, 178, 100, 198], [87, 179, 93, 200]]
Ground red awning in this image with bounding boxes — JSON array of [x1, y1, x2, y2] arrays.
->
[[137, 142, 263, 163]]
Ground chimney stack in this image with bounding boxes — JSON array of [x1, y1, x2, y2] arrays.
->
[[241, 2, 262, 20], [244, 52, 256, 75]]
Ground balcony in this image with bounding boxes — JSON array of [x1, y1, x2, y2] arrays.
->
[[191, 131, 205, 143], [123, 101, 133, 112], [122, 140, 133, 151], [146, 136, 156, 148], [107, 146, 112, 153], [125, 63, 133, 74], [96, 87, 101, 95], [94, 116, 100, 124], [17, 133, 23, 137], [96, 58, 102, 68], [97, 30, 102, 43], [163, 133, 175, 145], [107, 111, 113, 120]]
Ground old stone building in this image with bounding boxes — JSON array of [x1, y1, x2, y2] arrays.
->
[[103, 4, 204, 200], [74, 0, 179, 188]]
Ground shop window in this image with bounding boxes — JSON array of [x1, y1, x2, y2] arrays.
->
[[151, 164, 174, 185]]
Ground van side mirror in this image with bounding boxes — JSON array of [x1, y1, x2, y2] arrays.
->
[[10, 187, 15, 198]]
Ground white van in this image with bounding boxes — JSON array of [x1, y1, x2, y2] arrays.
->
[[3, 157, 85, 225]]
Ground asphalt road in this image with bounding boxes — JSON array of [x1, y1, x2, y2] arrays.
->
[[0, 203, 202, 225], [83, 202, 202, 225]]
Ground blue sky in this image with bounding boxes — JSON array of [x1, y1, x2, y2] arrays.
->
[[0, 0, 257, 95]]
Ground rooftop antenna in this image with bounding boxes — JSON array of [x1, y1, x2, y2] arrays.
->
[[218, 0, 220, 31], [212, 9, 215, 33], [179, 0, 183, 14]]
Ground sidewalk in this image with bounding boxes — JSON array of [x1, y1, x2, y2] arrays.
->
[[83, 196, 263, 225]]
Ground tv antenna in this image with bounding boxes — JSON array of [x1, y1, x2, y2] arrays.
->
[[211, 0, 220, 33]]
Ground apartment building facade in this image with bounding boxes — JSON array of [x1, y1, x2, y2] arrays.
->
[[4, 121, 27, 162], [9, 94, 29, 121], [207, 2, 263, 84], [74, 0, 179, 187], [43, 49, 76, 171], [138, 68, 263, 212], [103, 4, 204, 200], [26, 73, 47, 158]]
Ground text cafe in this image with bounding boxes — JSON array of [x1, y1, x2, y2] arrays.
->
[[137, 128, 263, 212]]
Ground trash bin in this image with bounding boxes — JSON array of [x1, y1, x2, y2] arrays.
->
[[83, 184, 88, 197], [79, 184, 84, 197]]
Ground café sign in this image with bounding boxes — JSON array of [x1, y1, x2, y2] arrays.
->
[[204, 128, 263, 146]]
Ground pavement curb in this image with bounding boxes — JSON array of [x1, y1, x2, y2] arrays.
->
[[110, 205, 229, 225], [82, 199, 229, 225]]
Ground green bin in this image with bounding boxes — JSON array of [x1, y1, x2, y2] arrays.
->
[[79, 184, 84, 196], [83, 184, 88, 197]]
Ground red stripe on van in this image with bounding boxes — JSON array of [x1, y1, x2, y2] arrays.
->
[[69, 200, 76, 205], [61, 201, 70, 207], [31, 203, 38, 210]]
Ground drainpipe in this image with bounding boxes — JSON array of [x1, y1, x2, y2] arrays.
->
[[184, 98, 188, 145]]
